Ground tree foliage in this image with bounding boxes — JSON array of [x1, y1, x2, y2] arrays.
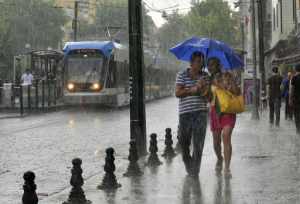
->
[[157, 0, 242, 54], [156, 11, 189, 53], [0, 0, 67, 79], [78, 0, 156, 43]]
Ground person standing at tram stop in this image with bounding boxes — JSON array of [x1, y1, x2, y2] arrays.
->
[[282, 71, 293, 120], [289, 64, 300, 135], [175, 51, 211, 178], [207, 58, 240, 177], [21, 69, 34, 86], [267, 67, 283, 127]]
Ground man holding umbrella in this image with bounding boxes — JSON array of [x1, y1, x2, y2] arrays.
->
[[175, 51, 211, 177]]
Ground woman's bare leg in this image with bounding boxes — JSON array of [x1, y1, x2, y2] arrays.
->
[[213, 131, 223, 170], [222, 126, 233, 172]]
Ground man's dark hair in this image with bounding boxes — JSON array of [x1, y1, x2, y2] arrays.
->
[[190, 51, 204, 63], [295, 64, 300, 72], [272, 67, 279, 73]]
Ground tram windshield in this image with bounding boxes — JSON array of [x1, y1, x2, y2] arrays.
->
[[67, 54, 104, 83]]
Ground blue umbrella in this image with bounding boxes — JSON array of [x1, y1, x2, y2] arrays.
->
[[169, 37, 244, 70]]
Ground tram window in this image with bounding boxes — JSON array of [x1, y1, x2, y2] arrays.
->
[[67, 57, 104, 83]]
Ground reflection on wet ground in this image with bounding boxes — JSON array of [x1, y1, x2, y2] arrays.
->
[[1, 98, 300, 203], [213, 174, 232, 204], [182, 176, 202, 204]]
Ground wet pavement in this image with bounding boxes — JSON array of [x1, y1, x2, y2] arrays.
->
[[0, 97, 300, 204]]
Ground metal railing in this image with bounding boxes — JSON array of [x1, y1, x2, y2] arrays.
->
[[0, 79, 62, 116]]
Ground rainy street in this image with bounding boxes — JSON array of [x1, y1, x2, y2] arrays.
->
[[2, 0, 300, 203], [0, 97, 299, 204]]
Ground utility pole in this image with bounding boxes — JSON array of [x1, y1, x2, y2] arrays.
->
[[241, 21, 245, 56], [257, 0, 266, 97], [128, 0, 147, 155], [294, 0, 298, 32], [73, 1, 79, 41], [251, 0, 260, 120]]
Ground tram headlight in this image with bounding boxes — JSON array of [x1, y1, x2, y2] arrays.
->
[[91, 83, 101, 91], [67, 83, 75, 91]]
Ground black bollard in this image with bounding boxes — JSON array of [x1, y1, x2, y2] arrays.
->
[[63, 158, 91, 204], [22, 171, 38, 204], [98, 147, 121, 190], [162, 128, 176, 159], [123, 140, 143, 177], [146, 133, 162, 166]]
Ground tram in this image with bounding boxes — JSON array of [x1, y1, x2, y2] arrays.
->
[[62, 41, 178, 107]]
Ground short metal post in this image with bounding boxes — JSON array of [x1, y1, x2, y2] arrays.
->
[[11, 84, 15, 107], [20, 85, 24, 116], [42, 80, 45, 110], [47, 79, 51, 107], [0, 79, 2, 104], [35, 80, 39, 110], [53, 79, 57, 106], [0, 87, 2, 105], [27, 85, 31, 110]]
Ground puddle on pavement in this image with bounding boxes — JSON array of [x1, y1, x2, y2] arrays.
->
[[0, 170, 10, 176], [242, 155, 274, 160]]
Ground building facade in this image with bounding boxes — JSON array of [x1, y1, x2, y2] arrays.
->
[[265, 0, 298, 76], [240, 0, 299, 90]]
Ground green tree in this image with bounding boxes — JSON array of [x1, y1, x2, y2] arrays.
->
[[78, 0, 156, 43], [188, 0, 240, 45], [157, 0, 242, 54], [0, 0, 67, 79], [187, 0, 240, 45], [156, 11, 189, 54]]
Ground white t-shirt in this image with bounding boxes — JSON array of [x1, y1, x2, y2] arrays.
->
[[21, 73, 34, 85]]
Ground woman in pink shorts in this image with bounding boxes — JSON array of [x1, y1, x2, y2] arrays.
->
[[208, 58, 239, 176]]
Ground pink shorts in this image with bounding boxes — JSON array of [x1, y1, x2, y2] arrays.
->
[[210, 106, 236, 132]]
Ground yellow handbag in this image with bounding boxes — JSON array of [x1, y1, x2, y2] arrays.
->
[[214, 87, 245, 114]]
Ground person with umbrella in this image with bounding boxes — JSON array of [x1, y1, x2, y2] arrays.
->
[[171, 37, 244, 178], [207, 58, 241, 177], [175, 51, 211, 177]]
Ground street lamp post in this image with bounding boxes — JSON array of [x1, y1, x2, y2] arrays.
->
[[128, 0, 147, 155], [257, 0, 266, 98], [73, 1, 79, 41], [251, 0, 260, 120]]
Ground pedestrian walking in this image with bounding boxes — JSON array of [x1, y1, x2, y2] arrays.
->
[[267, 67, 283, 126], [282, 72, 293, 120], [21, 69, 34, 86], [175, 51, 211, 177], [289, 64, 300, 135], [207, 58, 241, 177]]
